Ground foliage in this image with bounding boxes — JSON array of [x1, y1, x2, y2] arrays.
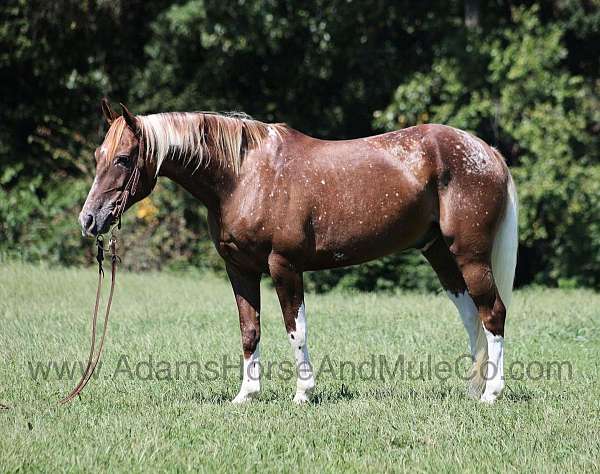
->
[[375, 5, 600, 288], [0, 1, 598, 290]]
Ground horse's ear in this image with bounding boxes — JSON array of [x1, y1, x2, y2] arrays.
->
[[120, 103, 140, 136], [101, 98, 118, 126]]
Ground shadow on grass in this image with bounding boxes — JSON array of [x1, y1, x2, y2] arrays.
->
[[187, 383, 536, 405], [503, 384, 535, 402], [395, 385, 459, 401], [191, 391, 232, 404], [312, 383, 460, 404], [311, 384, 359, 404]]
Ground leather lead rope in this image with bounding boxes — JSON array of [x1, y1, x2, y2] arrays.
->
[[60, 133, 142, 405], [60, 234, 119, 404]]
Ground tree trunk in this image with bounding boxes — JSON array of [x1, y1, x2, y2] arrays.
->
[[465, 0, 480, 29]]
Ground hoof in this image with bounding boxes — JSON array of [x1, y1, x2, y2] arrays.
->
[[293, 377, 315, 405], [480, 395, 497, 404], [480, 392, 500, 404], [293, 392, 311, 404], [479, 379, 504, 404], [232, 390, 259, 404]]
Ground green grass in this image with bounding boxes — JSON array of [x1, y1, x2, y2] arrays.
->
[[1, 262, 599, 472]]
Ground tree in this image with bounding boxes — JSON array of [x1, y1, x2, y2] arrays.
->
[[375, 5, 600, 287]]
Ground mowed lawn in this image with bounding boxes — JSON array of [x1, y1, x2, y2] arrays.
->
[[1, 262, 599, 472]]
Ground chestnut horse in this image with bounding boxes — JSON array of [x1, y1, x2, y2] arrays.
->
[[80, 100, 517, 404]]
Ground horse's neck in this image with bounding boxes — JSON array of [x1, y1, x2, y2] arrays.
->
[[153, 124, 290, 212], [157, 154, 237, 211]]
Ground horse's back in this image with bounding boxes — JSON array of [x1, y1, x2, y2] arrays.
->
[[269, 128, 440, 268], [234, 124, 511, 270]]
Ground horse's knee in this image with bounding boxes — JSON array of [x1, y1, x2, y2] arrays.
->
[[241, 326, 260, 356]]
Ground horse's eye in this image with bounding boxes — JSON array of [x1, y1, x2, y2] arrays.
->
[[114, 155, 130, 168]]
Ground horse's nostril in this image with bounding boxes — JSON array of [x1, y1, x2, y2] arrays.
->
[[82, 213, 95, 234]]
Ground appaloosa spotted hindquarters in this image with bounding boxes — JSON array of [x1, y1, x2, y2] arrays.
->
[[80, 100, 518, 404]]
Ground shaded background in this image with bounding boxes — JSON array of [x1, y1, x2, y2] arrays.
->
[[0, 0, 598, 291]]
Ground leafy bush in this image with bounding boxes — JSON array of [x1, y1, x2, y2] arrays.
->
[[374, 6, 599, 288]]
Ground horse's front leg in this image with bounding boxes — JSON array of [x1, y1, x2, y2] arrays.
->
[[226, 264, 262, 404], [268, 253, 315, 404]]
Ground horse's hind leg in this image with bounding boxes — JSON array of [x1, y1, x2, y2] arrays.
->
[[455, 255, 506, 403], [422, 236, 488, 398], [268, 253, 316, 404], [437, 179, 516, 403]]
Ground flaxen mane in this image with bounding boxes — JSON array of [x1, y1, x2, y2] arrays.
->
[[103, 112, 285, 174]]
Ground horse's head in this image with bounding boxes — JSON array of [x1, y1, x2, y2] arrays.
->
[[79, 100, 156, 236]]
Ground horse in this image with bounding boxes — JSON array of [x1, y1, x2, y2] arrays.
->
[[80, 100, 518, 404]]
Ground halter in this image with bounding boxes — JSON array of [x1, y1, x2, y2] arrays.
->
[[112, 137, 144, 229]]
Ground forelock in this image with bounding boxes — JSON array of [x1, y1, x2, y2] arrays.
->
[[99, 117, 128, 166]]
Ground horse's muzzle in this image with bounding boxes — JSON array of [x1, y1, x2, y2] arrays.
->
[[79, 209, 113, 237]]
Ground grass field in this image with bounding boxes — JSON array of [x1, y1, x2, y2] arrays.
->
[[1, 262, 599, 472]]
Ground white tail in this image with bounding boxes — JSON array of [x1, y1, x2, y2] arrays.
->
[[491, 174, 518, 309]]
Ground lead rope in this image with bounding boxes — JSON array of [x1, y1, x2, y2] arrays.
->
[[58, 137, 141, 405], [60, 233, 119, 404], [59, 139, 140, 405]]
